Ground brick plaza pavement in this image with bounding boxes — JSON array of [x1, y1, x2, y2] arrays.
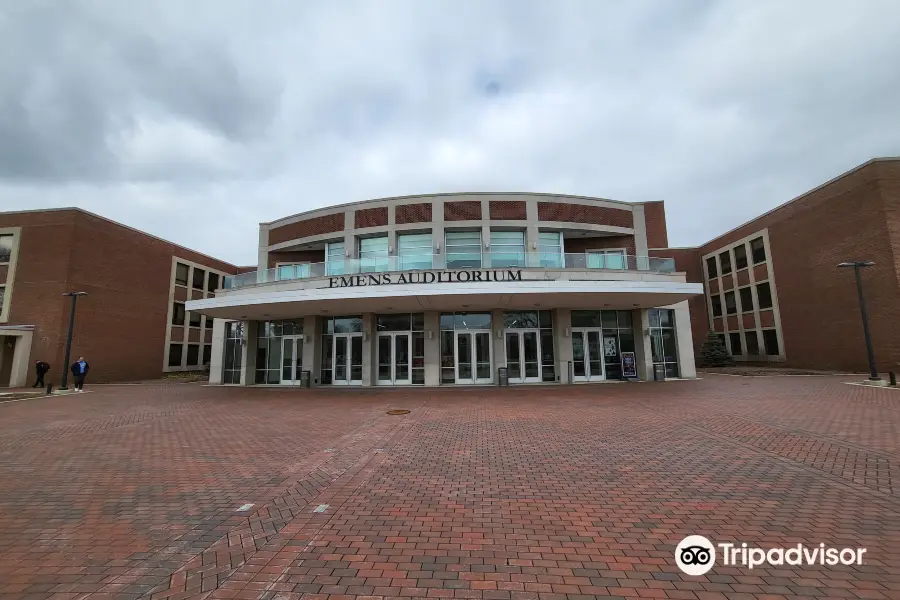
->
[[0, 376, 898, 599]]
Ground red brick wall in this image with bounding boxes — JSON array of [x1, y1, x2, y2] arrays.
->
[[564, 235, 636, 257], [354, 207, 388, 229], [267, 250, 325, 269], [651, 247, 708, 359], [444, 201, 482, 221], [538, 202, 633, 228], [0, 209, 237, 384], [489, 201, 527, 220], [268, 213, 344, 245], [396, 203, 432, 224], [643, 202, 669, 248], [699, 160, 900, 372]]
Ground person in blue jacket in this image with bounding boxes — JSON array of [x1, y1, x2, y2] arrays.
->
[[70, 357, 90, 391]]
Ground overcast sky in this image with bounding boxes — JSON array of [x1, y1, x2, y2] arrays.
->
[[1, 0, 898, 265]]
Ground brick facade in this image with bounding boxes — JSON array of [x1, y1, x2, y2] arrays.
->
[[268, 213, 344, 245], [395, 203, 432, 224], [643, 202, 669, 248], [537, 202, 634, 228], [488, 201, 527, 220], [0, 209, 238, 385], [267, 249, 326, 269], [354, 207, 388, 229], [444, 201, 482, 221]]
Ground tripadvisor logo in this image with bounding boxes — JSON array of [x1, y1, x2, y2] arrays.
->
[[675, 536, 867, 575]]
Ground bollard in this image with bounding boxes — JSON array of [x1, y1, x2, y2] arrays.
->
[[46, 383, 54, 394], [890, 371, 897, 387]]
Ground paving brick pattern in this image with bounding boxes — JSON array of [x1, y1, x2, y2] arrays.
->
[[1, 375, 899, 599]]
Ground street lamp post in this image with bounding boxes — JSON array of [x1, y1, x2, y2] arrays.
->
[[838, 261, 879, 381], [59, 292, 88, 390]]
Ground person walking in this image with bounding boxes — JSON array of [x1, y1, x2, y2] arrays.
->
[[32, 360, 50, 388], [70, 356, 90, 391]]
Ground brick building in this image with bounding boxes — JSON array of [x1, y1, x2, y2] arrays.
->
[[653, 157, 900, 373], [0, 209, 240, 387]]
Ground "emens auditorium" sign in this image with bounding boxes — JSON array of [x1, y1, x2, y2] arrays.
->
[[328, 269, 523, 288]]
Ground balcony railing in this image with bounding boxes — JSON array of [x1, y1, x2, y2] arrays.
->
[[223, 252, 677, 290]]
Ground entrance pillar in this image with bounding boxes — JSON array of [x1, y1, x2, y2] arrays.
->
[[491, 309, 504, 379], [241, 321, 259, 386], [303, 317, 320, 386], [209, 319, 226, 384], [554, 309, 573, 383], [633, 309, 653, 381], [424, 312, 440, 386], [361, 313, 375, 386], [671, 300, 697, 378]]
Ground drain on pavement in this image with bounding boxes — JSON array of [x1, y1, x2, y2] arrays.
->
[[387, 409, 410, 415], [313, 504, 329, 513]]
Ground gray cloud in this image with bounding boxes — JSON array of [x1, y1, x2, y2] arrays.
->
[[0, 0, 898, 264]]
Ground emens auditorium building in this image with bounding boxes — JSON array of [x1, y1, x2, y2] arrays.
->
[[1, 158, 897, 388]]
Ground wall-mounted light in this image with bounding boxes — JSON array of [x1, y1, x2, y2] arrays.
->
[[644, 328, 651, 337], [564, 327, 570, 337], [363, 331, 369, 341], [345, 250, 351, 257], [496, 330, 502, 339], [531, 241, 538, 250], [427, 330, 434, 340], [484, 242, 490, 250]]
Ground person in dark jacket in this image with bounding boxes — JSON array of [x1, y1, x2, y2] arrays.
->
[[32, 360, 50, 388], [71, 357, 90, 391]]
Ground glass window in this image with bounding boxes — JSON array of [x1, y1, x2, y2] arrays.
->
[[490, 230, 525, 268], [711, 295, 722, 317], [175, 263, 189, 286], [649, 309, 678, 378], [203, 345, 211, 366], [504, 311, 540, 329], [745, 331, 760, 355], [719, 250, 732, 275], [587, 250, 626, 270], [325, 316, 363, 333], [445, 231, 482, 269], [187, 344, 200, 366], [189, 310, 201, 327], [205, 316, 215, 330], [571, 310, 602, 328], [376, 313, 412, 331], [359, 236, 389, 273], [539, 231, 563, 268], [412, 331, 425, 385], [168, 344, 183, 367], [411, 313, 425, 331], [440, 330, 455, 384], [739, 287, 754, 313], [172, 302, 185, 326], [539, 310, 552, 328], [222, 322, 245, 383], [763, 330, 779, 356], [192, 268, 205, 289], [326, 241, 345, 275], [750, 237, 766, 264], [398, 233, 433, 270], [756, 282, 773, 309], [706, 256, 718, 279], [207, 272, 219, 292], [729, 332, 742, 355], [453, 313, 492, 330], [0, 235, 13, 263], [734, 245, 748, 270], [0, 286, 5, 311], [724, 291, 736, 315]]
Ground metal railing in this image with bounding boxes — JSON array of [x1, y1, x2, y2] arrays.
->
[[223, 252, 677, 290]]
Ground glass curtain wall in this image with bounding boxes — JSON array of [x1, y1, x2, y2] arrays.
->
[[570, 310, 635, 380], [489, 230, 526, 267], [376, 313, 425, 384], [359, 236, 389, 273], [222, 321, 245, 384], [649, 309, 679, 377], [398, 233, 433, 270], [321, 316, 363, 384], [503, 310, 555, 382], [325, 241, 345, 275], [439, 312, 492, 384], [255, 319, 304, 383], [539, 232, 563, 268], [445, 231, 482, 268]]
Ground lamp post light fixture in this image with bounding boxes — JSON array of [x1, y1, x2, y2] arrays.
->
[[837, 261, 879, 381], [59, 291, 88, 390]]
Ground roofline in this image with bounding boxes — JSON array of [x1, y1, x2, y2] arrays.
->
[[0, 207, 239, 269], [699, 157, 900, 249], [264, 191, 644, 227]]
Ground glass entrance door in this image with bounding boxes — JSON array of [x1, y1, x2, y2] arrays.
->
[[280, 335, 304, 384], [505, 330, 541, 383], [454, 331, 492, 384], [377, 333, 411, 385], [571, 329, 604, 382], [332, 333, 363, 385]]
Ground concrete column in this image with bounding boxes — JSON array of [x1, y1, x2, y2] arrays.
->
[[525, 199, 540, 264], [632, 204, 649, 263], [671, 300, 697, 378], [343, 211, 356, 259], [241, 321, 259, 385], [491, 309, 505, 378], [482, 224, 492, 266], [424, 312, 441, 386], [432, 200, 445, 268], [302, 317, 318, 386], [554, 309, 573, 383], [8, 330, 33, 388], [209, 319, 226, 384], [258, 225, 270, 277], [361, 313, 375, 386], [633, 309, 653, 381]]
